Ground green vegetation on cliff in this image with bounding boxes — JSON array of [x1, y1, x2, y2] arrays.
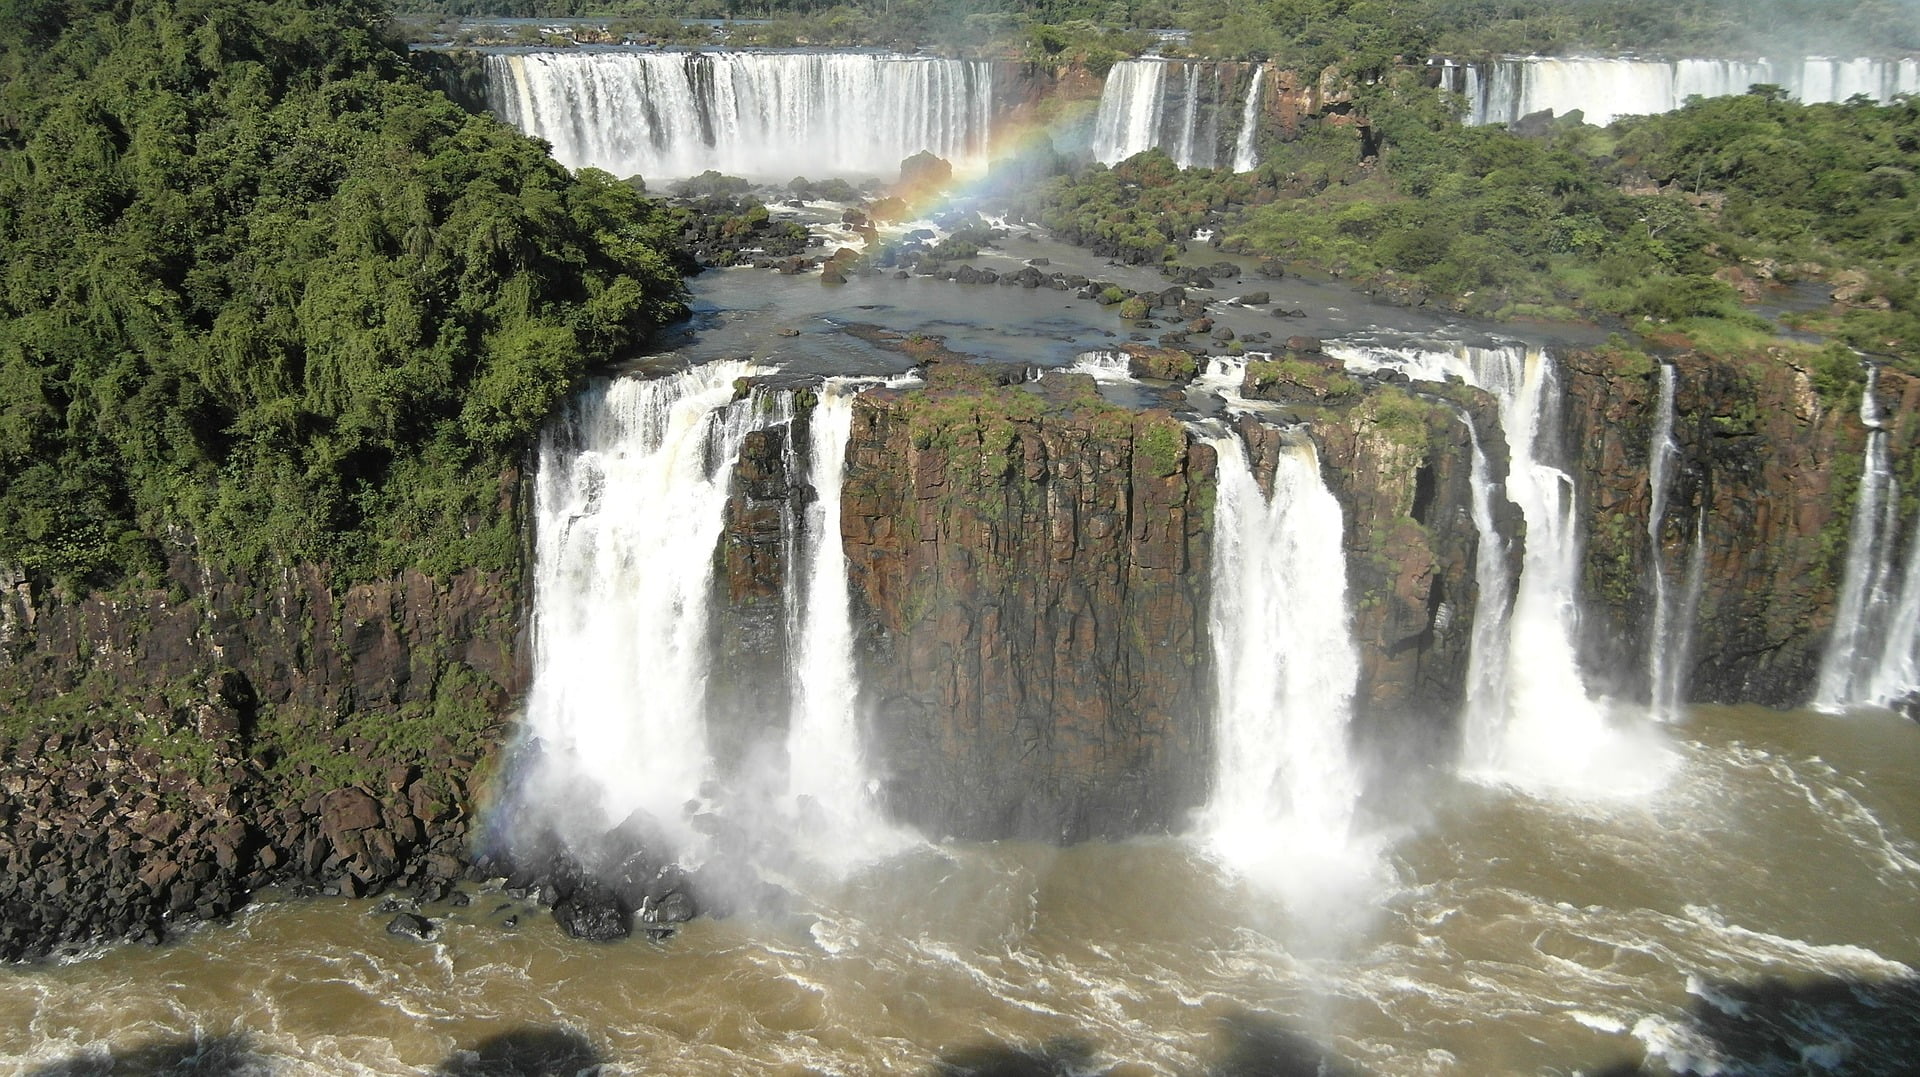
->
[[1022, 77, 1920, 369], [0, 0, 687, 592]]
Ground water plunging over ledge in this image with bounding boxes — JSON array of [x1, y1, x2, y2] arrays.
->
[[1435, 55, 1920, 127], [485, 50, 996, 179], [1203, 429, 1380, 916], [515, 360, 775, 852], [1815, 367, 1920, 712], [1330, 341, 1675, 797]]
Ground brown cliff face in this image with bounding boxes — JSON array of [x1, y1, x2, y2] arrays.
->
[[0, 535, 526, 958], [837, 370, 1216, 841], [1559, 350, 1920, 704]]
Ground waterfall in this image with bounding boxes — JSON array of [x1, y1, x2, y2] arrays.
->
[[1438, 56, 1920, 127], [1231, 66, 1265, 172], [1173, 64, 1202, 167], [1331, 342, 1672, 794], [783, 380, 904, 865], [521, 360, 775, 847], [1459, 413, 1514, 769], [1202, 430, 1371, 895], [486, 50, 995, 179], [1814, 368, 1916, 710], [1092, 58, 1232, 168], [1867, 513, 1920, 707], [1646, 363, 1684, 721], [1091, 59, 1169, 165]]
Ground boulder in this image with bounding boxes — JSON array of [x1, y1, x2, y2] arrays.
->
[[552, 883, 629, 942], [385, 912, 437, 942]]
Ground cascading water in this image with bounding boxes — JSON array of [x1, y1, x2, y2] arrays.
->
[[1203, 429, 1377, 907], [1090, 59, 1169, 165], [519, 360, 776, 849], [1867, 513, 1920, 707], [1091, 59, 1251, 168], [1331, 343, 1672, 795], [1173, 64, 1203, 167], [1814, 367, 1918, 711], [783, 380, 908, 867], [1437, 56, 1920, 127], [1067, 349, 1135, 382], [486, 51, 995, 179], [1231, 66, 1265, 172], [1646, 363, 1685, 721], [1459, 413, 1515, 769]]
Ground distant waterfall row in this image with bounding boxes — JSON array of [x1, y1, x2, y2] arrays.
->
[[486, 50, 995, 179], [1092, 59, 1267, 170], [1436, 56, 1920, 127]]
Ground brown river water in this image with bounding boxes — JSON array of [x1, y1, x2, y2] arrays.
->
[[4, 704, 1916, 1075]]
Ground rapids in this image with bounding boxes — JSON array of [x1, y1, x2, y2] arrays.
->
[[4, 707, 1915, 1074]]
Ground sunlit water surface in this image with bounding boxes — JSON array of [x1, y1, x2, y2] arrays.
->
[[4, 706, 1916, 1075]]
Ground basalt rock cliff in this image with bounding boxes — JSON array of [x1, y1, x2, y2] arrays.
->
[[1560, 351, 1920, 704], [0, 546, 526, 960], [3, 345, 1915, 960]]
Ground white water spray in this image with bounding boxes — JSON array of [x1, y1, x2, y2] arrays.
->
[[1091, 59, 1170, 165], [1815, 368, 1918, 710], [523, 361, 775, 846], [1093, 59, 1242, 168], [1203, 430, 1376, 902], [1231, 66, 1265, 172], [1646, 363, 1685, 721], [1459, 413, 1514, 768], [1867, 513, 1920, 707], [1331, 342, 1672, 795], [784, 381, 910, 867]]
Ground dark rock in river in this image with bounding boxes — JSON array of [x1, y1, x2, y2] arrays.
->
[[386, 913, 438, 941], [552, 882, 630, 942]]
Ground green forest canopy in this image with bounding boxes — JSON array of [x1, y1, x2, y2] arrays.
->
[[0, 0, 689, 591]]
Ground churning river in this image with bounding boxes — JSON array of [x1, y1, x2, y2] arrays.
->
[[4, 705, 1916, 1075]]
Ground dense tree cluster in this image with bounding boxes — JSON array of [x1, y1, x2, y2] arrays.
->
[[0, 0, 688, 591]]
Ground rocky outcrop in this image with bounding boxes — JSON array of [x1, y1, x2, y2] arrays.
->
[[1560, 349, 1920, 704], [839, 366, 1216, 841], [0, 540, 526, 960]]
